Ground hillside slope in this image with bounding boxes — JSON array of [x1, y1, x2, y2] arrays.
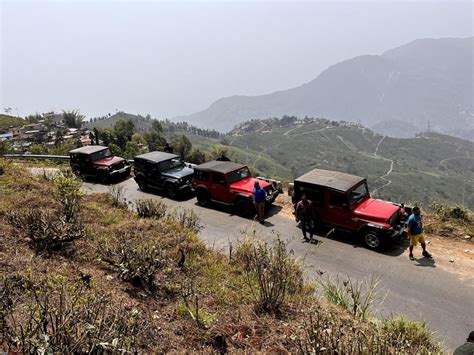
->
[[179, 37, 474, 140], [227, 118, 474, 209]]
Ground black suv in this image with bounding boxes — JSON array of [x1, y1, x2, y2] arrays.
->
[[70, 145, 131, 182], [134, 151, 194, 198]]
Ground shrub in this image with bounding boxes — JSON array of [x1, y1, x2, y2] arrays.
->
[[135, 198, 167, 219], [97, 233, 167, 288], [235, 236, 304, 313], [54, 172, 84, 222], [167, 207, 202, 234], [430, 202, 470, 221], [380, 315, 442, 353], [319, 275, 380, 320], [110, 185, 128, 209], [2, 273, 146, 353], [295, 307, 442, 354], [5, 209, 85, 255]]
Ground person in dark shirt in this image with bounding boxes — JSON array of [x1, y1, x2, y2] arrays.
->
[[216, 152, 231, 161], [454, 331, 474, 355], [163, 143, 173, 153], [295, 194, 315, 242], [253, 181, 266, 224]]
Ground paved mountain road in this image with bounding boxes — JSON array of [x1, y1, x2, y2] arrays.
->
[[77, 176, 474, 351]]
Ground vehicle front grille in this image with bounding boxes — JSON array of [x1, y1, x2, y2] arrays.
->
[[113, 161, 125, 170], [390, 211, 399, 227]]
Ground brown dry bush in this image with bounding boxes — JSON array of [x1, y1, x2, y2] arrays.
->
[[5, 209, 85, 256], [135, 198, 167, 219], [1, 272, 147, 354], [235, 236, 304, 314]]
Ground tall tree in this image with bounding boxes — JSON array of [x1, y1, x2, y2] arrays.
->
[[113, 119, 135, 150], [171, 134, 192, 161], [63, 110, 84, 128]]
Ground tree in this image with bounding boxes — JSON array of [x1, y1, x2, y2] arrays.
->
[[187, 149, 207, 164], [172, 135, 192, 161], [93, 127, 100, 145], [97, 128, 114, 146], [124, 141, 140, 160], [113, 119, 135, 150], [108, 143, 122, 156], [63, 110, 84, 128], [144, 120, 165, 152]]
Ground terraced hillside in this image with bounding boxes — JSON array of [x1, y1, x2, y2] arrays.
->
[[226, 118, 474, 209]]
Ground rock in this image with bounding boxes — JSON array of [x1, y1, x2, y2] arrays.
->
[[464, 249, 470, 253], [106, 275, 114, 280], [449, 259, 455, 263], [464, 235, 472, 240], [426, 240, 431, 244]]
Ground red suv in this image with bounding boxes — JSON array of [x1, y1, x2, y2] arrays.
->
[[292, 169, 407, 249], [70, 146, 130, 183], [192, 161, 279, 217]]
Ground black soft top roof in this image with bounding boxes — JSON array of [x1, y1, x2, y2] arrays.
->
[[295, 169, 365, 192], [195, 160, 246, 173], [135, 151, 178, 163], [70, 145, 108, 154]]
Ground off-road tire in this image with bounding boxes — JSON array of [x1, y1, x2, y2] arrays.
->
[[136, 176, 148, 192], [166, 183, 177, 199], [363, 230, 382, 250], [196, 188, 210, 206], [235, 198, 255, 218]]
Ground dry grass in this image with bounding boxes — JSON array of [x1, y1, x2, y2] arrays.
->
[[0, 159, 444, 353]]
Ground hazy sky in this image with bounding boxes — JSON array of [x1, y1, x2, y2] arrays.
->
[[1, 0, 472, 119]]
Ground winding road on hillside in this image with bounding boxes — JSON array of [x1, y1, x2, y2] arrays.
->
[[74, 176, 474, 351], [29, 166, 474, 351]]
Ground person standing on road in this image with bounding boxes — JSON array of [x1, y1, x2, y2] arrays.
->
[[407, 206, 432, 261], [295, 194, 315, 242], [253, 181, 266, 224], [454, 331, 474, 355]]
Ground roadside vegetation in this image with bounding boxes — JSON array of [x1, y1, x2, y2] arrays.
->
[[0, 159, 444, 353]]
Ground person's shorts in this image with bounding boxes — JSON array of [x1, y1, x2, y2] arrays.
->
[[410, 233, 425, 246]]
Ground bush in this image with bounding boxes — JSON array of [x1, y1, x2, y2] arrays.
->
[[167, 207, 202, 234], [135, 198, 167, 219], [5, 209, 85, 255], [235, 236, 304, 313], [430, 202, 470, 221], [295, 307, 442, 354], [97, 233, 167, 289], [319, 275, 380, 320], [110, 185, 128, 209], [54, 172, 83, 222], [380, 315, 442, 353], [2, 273, 145, 353]]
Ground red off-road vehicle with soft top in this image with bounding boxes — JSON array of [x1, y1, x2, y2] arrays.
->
[[192, 161, 279, 217], [292, 169, 407, 249], [70, 145, 131, 183]]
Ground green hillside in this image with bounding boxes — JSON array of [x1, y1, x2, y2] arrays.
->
[[83, 113, 474, 209], [0, 114, 24, 133], [227, 118, 474, 209]]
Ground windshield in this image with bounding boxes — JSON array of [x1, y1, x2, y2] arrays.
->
[[227, 167, 251, 183], [90, 148, 112, 161], [160, 158, 183, 171], [349, 182, 369, 205]]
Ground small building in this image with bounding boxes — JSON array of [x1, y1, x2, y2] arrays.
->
[[0, 133, 14, 141]]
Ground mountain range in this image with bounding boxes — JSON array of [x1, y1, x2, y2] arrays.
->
[[178, 37, 473, 140]]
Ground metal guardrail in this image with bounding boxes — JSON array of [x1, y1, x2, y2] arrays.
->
[[3, 154, 196, 168], [4, 154, 70, 161]]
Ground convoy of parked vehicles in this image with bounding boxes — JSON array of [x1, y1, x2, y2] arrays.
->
[[69, 147, 409, 250]]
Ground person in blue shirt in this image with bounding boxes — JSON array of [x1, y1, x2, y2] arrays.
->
[[407, 206, 432, 261], [253, 181, 266, 224]]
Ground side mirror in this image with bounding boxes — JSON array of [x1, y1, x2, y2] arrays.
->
[[220, 180, 227, 187]]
